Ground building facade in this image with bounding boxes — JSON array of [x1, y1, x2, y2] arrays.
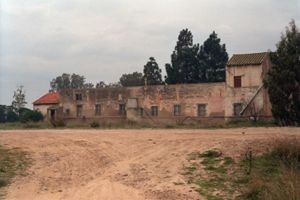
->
[[33, 52, 273, 125]]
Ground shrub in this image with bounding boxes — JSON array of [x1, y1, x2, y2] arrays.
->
[[6, 111, 19, 122], [51, 119, 66, 127], [242, 137, 300, 200], [271, 137, 300, 167], [20, 110, 43, 123], [90, 121, 100, 128]]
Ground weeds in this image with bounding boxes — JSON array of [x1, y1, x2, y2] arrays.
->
[[183, 137, 300, 200], [0, 145, 30, 199]]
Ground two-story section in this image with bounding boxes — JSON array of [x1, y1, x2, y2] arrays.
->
[[224, 52, 273, 120]]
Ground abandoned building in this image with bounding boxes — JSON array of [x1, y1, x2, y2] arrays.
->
[[33, 52, 273, 125]]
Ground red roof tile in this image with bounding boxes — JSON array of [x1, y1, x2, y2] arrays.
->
[[33, 92, 60, 105]]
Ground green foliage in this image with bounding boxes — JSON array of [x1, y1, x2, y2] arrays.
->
[[119, 72, 144, 87], [0, 106, 7, 123], [20, 110, 44, 123], [0, 106, 43, 124], [184, 138, 300, 200], [165, 29, 228, 84], [264, 20, 300, 126], [95, 81, 107, 88], [198, 31, 228, 82], [6, 110, 19, 123], [0, 145, 30, 197], [90, 121, 100, 128], [143, 57, 163, 85], [165, 29, 200, 84], [50, 73, 87, 91], [11, 86, 27, 115], [83, 82, 94, 89]]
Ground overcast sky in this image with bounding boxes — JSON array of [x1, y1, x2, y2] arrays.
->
[[0, 0, 300, 107]]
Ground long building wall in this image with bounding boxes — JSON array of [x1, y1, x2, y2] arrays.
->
[[59, 83, 226, 124]]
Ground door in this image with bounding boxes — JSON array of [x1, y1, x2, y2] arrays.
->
[[50, 109, 56, 121]]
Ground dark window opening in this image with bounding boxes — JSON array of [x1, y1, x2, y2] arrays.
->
[[76, 105, 82, 117], [95, 104, 101, 116], [119, 104, 126, 115], [197, 104, 206, 117], [75, 93, 82, 101], [139, 108, 144, 117], [151, 106, 158, 116], [174, 105, 181, 116], [234, 76, 242, 88], [65, 109, 70, 116], [233, 103, 243, 116]]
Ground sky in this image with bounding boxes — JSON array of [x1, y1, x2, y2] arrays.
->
[[0, 0, 300, 107]]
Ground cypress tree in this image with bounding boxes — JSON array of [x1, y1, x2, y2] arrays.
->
[[264, 20, 300, 125]]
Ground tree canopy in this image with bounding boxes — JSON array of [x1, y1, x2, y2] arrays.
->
[[50, 73, 86, 91], [143, 57, 163, 85], [11, 85, 27, 115], [165, 29, 199, 84], [119, 72, 144, 87], [198, 31, 228, 82], [165, 29, 228, 84], [264, 20, 300, 125]]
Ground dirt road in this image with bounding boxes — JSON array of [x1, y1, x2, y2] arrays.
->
[[0, 128, 299, 200]]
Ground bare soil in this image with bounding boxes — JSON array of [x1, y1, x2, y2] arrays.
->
[[0, 128, 299, 200]]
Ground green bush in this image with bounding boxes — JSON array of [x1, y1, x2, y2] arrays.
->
[[20, 110, 43, 123], [6, 111, 19, 122], [90, 121, 100, 128]]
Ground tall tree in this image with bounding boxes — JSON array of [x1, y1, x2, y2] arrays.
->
[[70, 74, 85, 89], [0, 105, 6, 123], [143, 57, 163, 85], [83, 83, 94, 89], [198, 31, 228, 82], [264, 20, 300, 125], [50, 73, 86, 91], [119, 72, 144, 87], [96, 81, 107, 88], [50, 73, 71, 91], [264, 20, 300, 126], [11, 85, 27, 116], [165, 29, 199, 84]]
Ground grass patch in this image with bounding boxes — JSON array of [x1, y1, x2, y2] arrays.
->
[[226, 120, 276, 128], [0, 145, 30, 198], [0, 122, 53, 130], [183, 137, 300, 200]]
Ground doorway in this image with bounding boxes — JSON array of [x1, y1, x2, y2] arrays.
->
[[50, 109, 56, 121]]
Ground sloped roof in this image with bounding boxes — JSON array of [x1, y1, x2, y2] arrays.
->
[[227, 52, 268, 66], [33, 92, 59, 105]]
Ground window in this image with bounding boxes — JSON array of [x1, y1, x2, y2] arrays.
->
[[95, 104, 101, 116], [75, 93, 82, 101], [197, 104, 206, 117], [233, 103, 243, 116], [151, 106, 158, 116], [234, 76, 242, 88], [76, 105, 82, 117], [139, 108, 144, 117], [119, 104, 126, 115], [174, 105, 181, 116], [65, 109, 70, 116]]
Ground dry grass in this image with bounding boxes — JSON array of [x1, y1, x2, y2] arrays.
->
[[184, 137, 300, 200], [242, 137, 300, 200], [0, 145, 30, 199]]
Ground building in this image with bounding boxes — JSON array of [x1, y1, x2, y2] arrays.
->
[[33, 52, 273, 125]]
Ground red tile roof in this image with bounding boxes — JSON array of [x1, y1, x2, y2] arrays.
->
[[33, 92, 60, 105]]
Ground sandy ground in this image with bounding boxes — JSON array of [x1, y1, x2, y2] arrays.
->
[[0, 128, 300, 200]]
